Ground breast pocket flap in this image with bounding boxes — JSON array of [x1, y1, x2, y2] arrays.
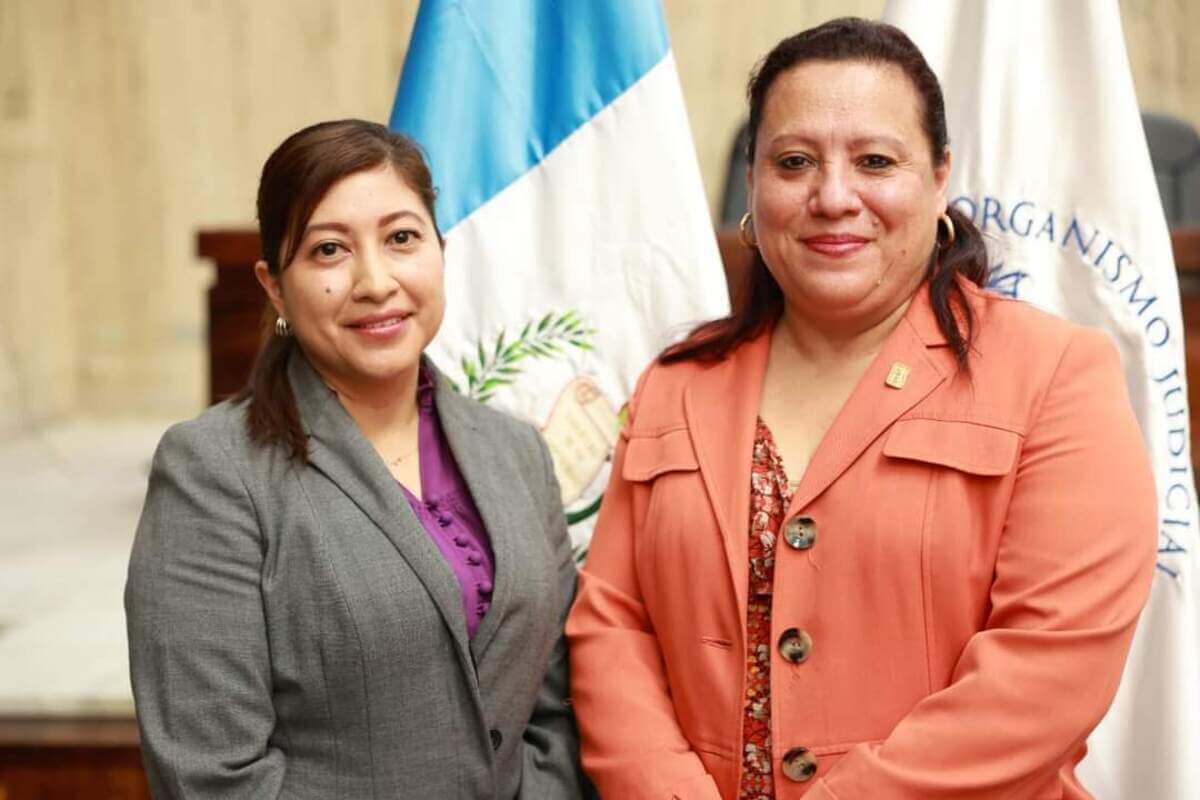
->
[[883, 418, 1019, 476], [622, 428, 699, 481]]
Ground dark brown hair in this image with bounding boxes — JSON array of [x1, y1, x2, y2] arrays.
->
[[662, 17, 988, 366], [234, 119, 440, 462]]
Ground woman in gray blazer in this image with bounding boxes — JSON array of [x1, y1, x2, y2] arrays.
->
[[125, 119, 584, 799]]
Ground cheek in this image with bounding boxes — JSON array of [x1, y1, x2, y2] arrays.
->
[[753, 177, 804, 225], [871, 176, 943, 229], [415, 256, 446, 305], [423, 278, 447, 321], [866, 184, 914, 228], [881, 216, 938, 274], [282, 275, 348, 326]]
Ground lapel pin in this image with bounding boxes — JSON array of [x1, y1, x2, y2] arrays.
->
[[885, 361, 910, 389]]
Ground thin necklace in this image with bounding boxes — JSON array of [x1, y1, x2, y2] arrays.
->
[[388, 446, 418, 467]]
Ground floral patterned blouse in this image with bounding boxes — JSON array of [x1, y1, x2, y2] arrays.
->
[[739, 417, 794, 800]]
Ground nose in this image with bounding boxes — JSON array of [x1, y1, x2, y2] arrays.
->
[[351, 243, 398, 303], [809, 162, 862, 218]]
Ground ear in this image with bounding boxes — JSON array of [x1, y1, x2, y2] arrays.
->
[[934, 148, 952, 203], [254, 260, 287, 320]]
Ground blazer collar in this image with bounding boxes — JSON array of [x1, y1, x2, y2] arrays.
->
[[430, 369, 527, 662], [288, 352, 478, 672], [789, 296, 949, 511], [681, 285, 951, 622], [683, 332, 770, 627]]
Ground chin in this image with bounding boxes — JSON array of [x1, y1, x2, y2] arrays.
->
[[330, 349, 419, 388], [360, 357, 422, 383], [796, 271, 883, 307]]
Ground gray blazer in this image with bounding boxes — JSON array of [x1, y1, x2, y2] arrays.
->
[[126, 353, 584, 799]]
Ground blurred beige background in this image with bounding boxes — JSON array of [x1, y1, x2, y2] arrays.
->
[[1, 0, 1198, 434]]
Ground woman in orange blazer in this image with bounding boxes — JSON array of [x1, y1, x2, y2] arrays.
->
[[566, 18, 1157, 800]]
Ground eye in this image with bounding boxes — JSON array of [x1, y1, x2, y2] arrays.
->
[[860, 154, 895, 170], [389, 229, 420, 247], [311, 240, 346, 259], [778, 153, 815, 170]]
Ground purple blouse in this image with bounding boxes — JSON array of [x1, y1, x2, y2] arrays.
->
[[397, 368, 496, 639]]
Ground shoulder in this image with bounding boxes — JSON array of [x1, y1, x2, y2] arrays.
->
[[622, 347, 725, 431], [155, 398, 253, 462], [149, 398, 279, 493], [965, 283, 1068, 344], [133, 400, 268, 567], [957, 283, 1127, 424], [965, 283, 1117, 369]]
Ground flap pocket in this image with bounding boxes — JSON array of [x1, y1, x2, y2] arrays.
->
[[623, 428, 699, 481], [883, 418, 1019, 476]]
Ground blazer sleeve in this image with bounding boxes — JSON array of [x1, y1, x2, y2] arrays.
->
[[518, 429, 588, 800], [565, 372, 724, 800], [809, 328, 1159, 799], [124, 421, 284, 799]]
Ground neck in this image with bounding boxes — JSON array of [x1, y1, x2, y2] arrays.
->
[[320, 366, 422, 441], [774, 295, 913, 371]]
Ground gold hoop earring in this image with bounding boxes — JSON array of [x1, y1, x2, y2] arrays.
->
[[738, 212, 758, 249], [938, 212, 956, 247], [275, 317, 292, 337]]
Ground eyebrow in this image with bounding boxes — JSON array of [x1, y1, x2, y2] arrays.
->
[[302, 210, 426, 238], [766, 133, 910, 152], [848, 135, 909, 152]]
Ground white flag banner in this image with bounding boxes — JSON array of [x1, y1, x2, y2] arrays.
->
[[883, 1, 1200, 796], [390, 0, 728, 556]]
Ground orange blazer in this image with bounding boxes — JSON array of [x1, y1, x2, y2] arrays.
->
[[566, 282, 1157, 799]]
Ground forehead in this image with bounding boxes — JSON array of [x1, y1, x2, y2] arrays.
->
[[309, 165, 425, 222], [758, 60, 928, 150]]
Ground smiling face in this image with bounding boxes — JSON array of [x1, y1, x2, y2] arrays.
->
[[256, 164, 444, 397], [749, 59, 950, 331]]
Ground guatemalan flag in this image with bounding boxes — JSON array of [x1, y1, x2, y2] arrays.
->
[[883, 1, 1200, 797], [390, 0, 728, 556]]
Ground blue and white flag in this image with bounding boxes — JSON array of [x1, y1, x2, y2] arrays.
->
[[390, 0, 728, 555], [884, 1, 1200, 797]]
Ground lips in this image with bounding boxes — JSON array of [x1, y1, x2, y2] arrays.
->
[[345, 311, 412, 339], [801, 233, 870, 257], [346, 311, 410, 327]]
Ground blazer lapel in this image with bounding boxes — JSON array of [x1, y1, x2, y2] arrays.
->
[[288, 354, 475, 673], [430, 372, 526, 661], [789, 289, 951, 513], [683, 332, 771, 626]]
